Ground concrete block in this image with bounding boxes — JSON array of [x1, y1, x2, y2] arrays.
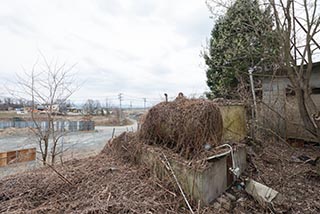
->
[[138, 144, 247, 205]]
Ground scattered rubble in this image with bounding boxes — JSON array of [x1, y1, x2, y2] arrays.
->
[[245, 178, 283, 209]]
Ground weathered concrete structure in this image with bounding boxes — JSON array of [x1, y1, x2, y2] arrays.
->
[[259, 62, 320, 141], [113, 103, 248, 205], [138, 144, 247, 205], [137, 103, 248, 205], [219, 104, 247, 142]]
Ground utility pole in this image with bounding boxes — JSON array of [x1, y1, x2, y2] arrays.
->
[[248, 67, 257, 141], [143, 98, 146, 110], [105, 97, 109, 115], [118, 93, 123, 121]]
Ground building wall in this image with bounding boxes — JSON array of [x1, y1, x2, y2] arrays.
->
[[259, 77, 288, 138], [259, 65, 320, 141]]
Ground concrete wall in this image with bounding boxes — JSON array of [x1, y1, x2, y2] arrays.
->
[[219, 105, 247, 142], [139, 145, 247, 205]]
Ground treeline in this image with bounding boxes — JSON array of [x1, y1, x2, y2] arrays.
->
[[0, 97, 32, 110]]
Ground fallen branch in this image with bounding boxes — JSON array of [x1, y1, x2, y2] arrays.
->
[[161, 152, 194, 214], [37, 157, 72, 185], [153, 179, 177, 197]]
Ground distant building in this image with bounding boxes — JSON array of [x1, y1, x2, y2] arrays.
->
[[67, 106, 82, 114], [37, 105, 46, 111], [15, 108, 27, 114]]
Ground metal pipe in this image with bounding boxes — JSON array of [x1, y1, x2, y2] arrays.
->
[[249, 67, 257, 140], [206, 144, 240, 179]]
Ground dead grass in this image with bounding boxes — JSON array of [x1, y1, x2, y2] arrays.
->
[[0, 151, 189, 214], [92, 116, 133, 126], [0, 111, 29, 121], [0, 137, 319, 213]]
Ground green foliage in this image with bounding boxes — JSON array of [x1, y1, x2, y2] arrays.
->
[[204, 0, 278, 99]]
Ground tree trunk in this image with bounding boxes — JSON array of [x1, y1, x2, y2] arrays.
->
[[296, 88, 320, 141]]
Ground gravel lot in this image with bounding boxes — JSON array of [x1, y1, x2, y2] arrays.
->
[[0, 122, 137, 179]]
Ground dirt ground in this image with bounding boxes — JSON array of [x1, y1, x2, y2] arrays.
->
[[0, 111, 18, 119], [0, 127, 32, 137], [0, 137, 319, 214], [0, 150, 189, 214], [240, 139, 320, 213], [0, 111, 133, 127], [92, 116, 132, 126]]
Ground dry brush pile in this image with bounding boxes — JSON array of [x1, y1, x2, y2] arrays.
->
[[138, 97, 223, 159], [0, 151, 190, 214], [1, 132, 320, 213]]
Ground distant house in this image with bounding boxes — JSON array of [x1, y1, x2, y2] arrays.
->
[[51, 104, 60, 112], [15, 108, 27, 114], [36, 104, 61, 113], [37, 105, 46, 111], [67, 106, 82, 114], [259, 61, 320, 141]]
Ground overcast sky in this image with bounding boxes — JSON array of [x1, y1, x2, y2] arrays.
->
[[0, 0, 213, 107]]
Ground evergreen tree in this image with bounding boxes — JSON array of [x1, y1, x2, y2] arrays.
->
[[204, 0, 278, 99]]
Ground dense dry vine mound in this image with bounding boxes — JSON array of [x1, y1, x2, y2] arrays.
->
[[103, 132, 143, 164], [138, 97, 223, 159]]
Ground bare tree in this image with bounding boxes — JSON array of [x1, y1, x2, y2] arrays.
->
[[83, 99, 102, 115], [83, 99, 95, 115], [14, 56, 78, 165], [267, 0, 320, 140]]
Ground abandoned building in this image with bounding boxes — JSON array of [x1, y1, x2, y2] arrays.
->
[[259, 61, 320, 142]]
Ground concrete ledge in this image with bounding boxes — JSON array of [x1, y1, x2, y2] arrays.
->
[[137, 144, 247, 205]]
